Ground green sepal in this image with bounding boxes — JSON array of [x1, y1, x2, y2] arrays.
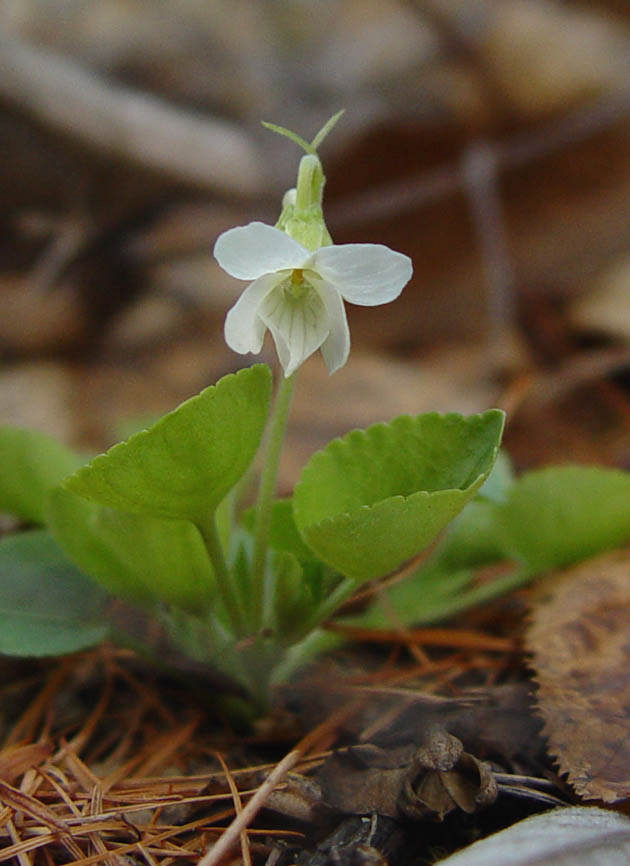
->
[[0, 530, 109, 656], [46, 486, 215, 612], [63, 365, 272, 522], [293, 410, 505, 581], [0, 427, 84, 524]]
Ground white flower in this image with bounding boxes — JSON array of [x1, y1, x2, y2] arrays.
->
[[215, 222, 412, 376]]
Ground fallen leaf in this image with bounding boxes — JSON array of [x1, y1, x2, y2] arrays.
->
[[432, 806, 630, 865], [318, 726, 497, 821], [526, 549, 630, 802], [318, 744, 409, 818]]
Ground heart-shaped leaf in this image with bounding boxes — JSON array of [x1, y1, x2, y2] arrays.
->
[[46, 486, 215, 612], [0, 530, 109, 656], [495, 466, 630, 572], [0, 427, 84, 524], [293, 411, 504, 581], [64, 365, 272, 522]]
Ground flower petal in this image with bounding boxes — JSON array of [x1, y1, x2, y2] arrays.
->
[[317, 282, 350, 374], [259, 283, 329, 377], [214, 222, 309, 280], [224, 273, 280, 355], [313, 244, 412, 306]]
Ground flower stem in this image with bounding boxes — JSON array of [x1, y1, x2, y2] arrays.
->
[[197, 512, 245, 635], [251, 371, 297, 628]]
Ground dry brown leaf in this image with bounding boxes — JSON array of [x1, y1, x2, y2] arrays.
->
[[526, 549, 630, 802], [318, 727, 497, 821]]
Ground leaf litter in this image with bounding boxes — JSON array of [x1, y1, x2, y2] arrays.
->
[[0, 621, 562, 866], [4, 545, 630, 864], [526, 548, 630, 803]]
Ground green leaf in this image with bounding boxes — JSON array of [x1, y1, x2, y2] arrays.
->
[[475, 450, 515, 504], [293, 410, 505, 581], [346, 563, 475, 630], [0, 427, 84, 524], [0, 530, 109, 656], [63, 365, 272, 522], [431, 500, 505, 571], [424, 451, 514, 570], [347, 454, 514, 628], [46, 486, 215, 612], [242, 499, 316, 563], [495, 465, 630, 572]]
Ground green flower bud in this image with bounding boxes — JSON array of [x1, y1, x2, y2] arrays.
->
[[276, 154, 333, 251]]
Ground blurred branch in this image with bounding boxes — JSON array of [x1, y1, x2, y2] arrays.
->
[[509, 346, 630, 416], [0, 36, 267, 198], [330, 88, 630, 373], [330, 90, 630, 227], [462, 143, 516, 364], [28, 212, 89, 293], [407, 0, 513, 120]]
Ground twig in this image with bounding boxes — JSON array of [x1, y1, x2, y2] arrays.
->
[[213, 752, 252, 866], [28, 214, 89, 294], [0, 36, 266, 197], [197, 700, 364, 866], [462, 142, 517, 365], [512, 346, 630, 415], [196, 748, 302, 866], [328, 624, 516, 653]]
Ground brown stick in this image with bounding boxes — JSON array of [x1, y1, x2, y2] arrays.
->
[[196, 747, 302, 866], [0, 36, 267, 197]]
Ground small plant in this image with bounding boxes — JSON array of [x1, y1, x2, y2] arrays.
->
[[0, 115, 627, 712]]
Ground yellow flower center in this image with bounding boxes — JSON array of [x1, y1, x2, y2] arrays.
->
[[284, 268, 310, 301]]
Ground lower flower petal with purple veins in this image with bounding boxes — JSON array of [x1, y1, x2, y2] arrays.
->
[[259, 281, 329, 376]]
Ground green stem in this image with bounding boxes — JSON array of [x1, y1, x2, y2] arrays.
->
[[197, 512, 245, 635], [416, 567, 534, 625], [271, 628, 345, 686], [251, 371, 297, 628], [292, 576, 356, 640]]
